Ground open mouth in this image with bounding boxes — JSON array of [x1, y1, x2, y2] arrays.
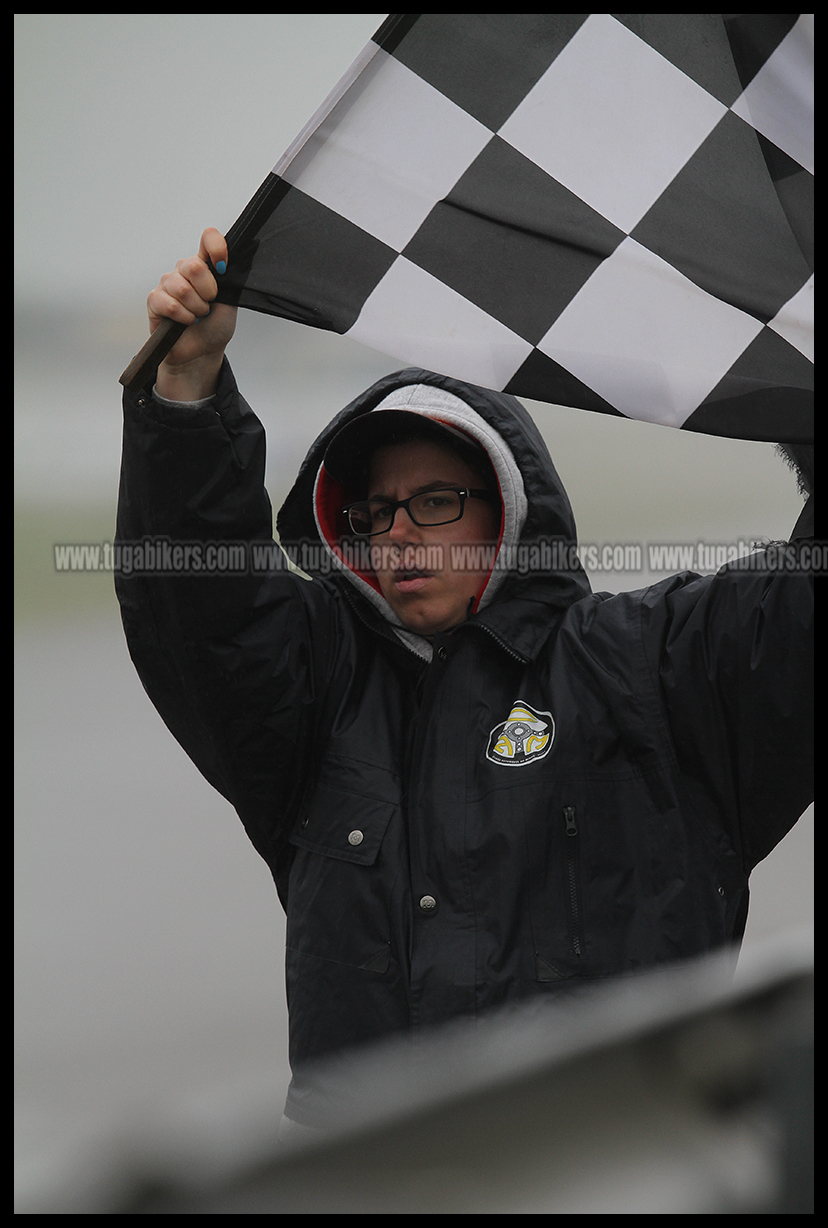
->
[[393, 569, 434, 594]]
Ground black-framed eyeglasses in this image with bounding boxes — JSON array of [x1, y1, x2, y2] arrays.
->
[[342, 487, 497, 537]]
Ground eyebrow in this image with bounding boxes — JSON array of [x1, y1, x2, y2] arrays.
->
[[366, 480, 463, 501]]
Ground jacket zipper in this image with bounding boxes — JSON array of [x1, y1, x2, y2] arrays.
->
[[473, 622, 529, 664], [563, 805, 584, 958]]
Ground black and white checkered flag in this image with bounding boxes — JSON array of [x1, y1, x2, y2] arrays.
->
[[217, 14, 812, 443]]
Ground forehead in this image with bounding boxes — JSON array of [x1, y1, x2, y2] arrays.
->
[[368, 439, 479, 493]]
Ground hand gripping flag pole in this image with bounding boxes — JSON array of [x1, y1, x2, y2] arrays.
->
[[118, 171, 282, 392], [117, 14, 388, 394]]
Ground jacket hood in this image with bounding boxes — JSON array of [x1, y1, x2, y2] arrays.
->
[[277, 368, 591, 661]]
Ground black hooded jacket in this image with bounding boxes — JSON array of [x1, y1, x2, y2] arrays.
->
[[115, 360, 813, 1127]]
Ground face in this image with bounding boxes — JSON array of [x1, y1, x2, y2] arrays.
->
[[366, 439, 501, 636]]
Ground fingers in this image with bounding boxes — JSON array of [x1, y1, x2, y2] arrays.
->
[[159, 258, 216, 322], [147, 229, 228, 328], [198, 227, 228, 276]]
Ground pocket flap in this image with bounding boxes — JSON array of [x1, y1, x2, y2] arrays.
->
[[289, 782, 396, 866]]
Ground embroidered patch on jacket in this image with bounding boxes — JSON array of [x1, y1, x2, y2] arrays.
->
[[485, 701, 555, 766]]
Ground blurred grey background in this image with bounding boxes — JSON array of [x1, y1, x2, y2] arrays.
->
[[15, 14, 812, 1213]]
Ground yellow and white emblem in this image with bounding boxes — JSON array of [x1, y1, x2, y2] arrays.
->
[[486, 701, 554, 766]]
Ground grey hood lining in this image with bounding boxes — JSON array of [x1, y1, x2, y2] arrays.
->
[[312, 383, 528, 662]]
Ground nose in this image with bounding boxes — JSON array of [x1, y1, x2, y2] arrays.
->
[[387, 503, 421, 541]]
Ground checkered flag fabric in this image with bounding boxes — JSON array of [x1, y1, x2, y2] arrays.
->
[[218, 14, 813, 443]]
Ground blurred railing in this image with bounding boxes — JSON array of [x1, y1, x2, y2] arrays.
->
[[104, 935, 812, 1215]]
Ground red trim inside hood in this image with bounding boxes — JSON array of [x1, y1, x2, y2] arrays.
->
[[315, 419, 506, 610], [316, 465, 383, 594]]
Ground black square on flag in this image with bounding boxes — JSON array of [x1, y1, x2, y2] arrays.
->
[[755, 132, 814, 270], [403, 136, 625, 346], [723, 13, 801, 91], [504, 348, 624, 418], [684, 324, 814, 442], [219, 184, 398, 335], [631, 111, 812, 325], [387, 13, 589, 132]]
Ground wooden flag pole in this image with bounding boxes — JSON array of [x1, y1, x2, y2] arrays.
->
[[119, 317, 187, 393]]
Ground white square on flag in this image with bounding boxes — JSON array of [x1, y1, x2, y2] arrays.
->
[[498, 13, 727, 233], [538, 237, 764, 427], [768, 275, 814, 365], [282, 49, 492, 252], [348, 256, 533, 392], [730, 14, 814, 174]]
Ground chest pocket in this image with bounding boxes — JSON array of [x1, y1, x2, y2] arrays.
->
[[285, 771, 400, 973], [289, 780, 396, 866]]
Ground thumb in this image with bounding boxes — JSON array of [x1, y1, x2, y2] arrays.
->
[[198, 227, 229, 277]]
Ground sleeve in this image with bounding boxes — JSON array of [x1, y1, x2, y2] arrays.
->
[[115, 359, 341, 872], [640, 529, 814, 873]]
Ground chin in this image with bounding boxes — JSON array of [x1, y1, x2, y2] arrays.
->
[[381, 582, 469, 637], [398, 605, 462, 637], [398, 612, 443, 636], [386, 598, 439, 636]]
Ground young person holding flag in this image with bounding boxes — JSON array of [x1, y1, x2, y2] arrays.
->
[[116, 228, 813, 1137]]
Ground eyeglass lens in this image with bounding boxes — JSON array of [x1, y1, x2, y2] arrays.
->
[[349, 489, 463, 535]]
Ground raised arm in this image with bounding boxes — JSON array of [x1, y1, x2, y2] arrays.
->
[[115, 232, 340, 880], [148, 227, 237, 402]]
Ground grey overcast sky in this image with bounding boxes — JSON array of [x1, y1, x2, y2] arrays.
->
[[14, 14, 385, 308]]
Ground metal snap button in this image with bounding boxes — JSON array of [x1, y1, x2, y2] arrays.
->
[[348, 830, 364, 846]]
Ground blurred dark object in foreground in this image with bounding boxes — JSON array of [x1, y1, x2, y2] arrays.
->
[[64, 937, 821, 1213]]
